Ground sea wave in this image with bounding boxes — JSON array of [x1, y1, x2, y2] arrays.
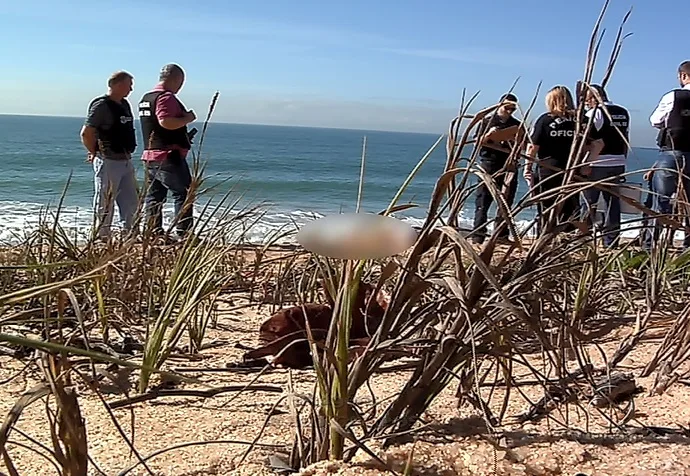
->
[[0, 200, 678, 247], [0, 199, 433, 246]]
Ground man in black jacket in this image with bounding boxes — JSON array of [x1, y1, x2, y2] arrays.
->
[[138, 64, 197, 239], [580, 84, 631, 248], [470, 93, 525, 244], [646, 60, 690, 250], [80, 71, 138, 240]]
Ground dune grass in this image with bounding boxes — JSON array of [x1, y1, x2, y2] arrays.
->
[[3, 1, 690, 474]]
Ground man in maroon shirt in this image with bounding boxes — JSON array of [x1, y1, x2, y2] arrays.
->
[[138, 63, 196, 239]]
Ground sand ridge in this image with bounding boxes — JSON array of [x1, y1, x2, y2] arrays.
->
[[1, 287, 690, 476]]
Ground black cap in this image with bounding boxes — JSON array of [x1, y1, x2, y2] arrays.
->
[[500, 93, 518, 103]]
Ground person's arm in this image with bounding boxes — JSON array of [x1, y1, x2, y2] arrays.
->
[[525, 143, 539, 163], [524, 143, 538, 187], [160, 114, 195, 130], [124, 100, 137, 151], [644, 160, 657, 181], [525, 117, 544, 167], [585, 138, 604, 164], [587, 108, 605, 158], [524, 119, 541, 181], [650, 91, 674, 128], [591, 107, 604, 132], [624, 108, 631, 157], [80, 99, 107, 161], [80, 126, 98, 156], [156, 92, 196, 130], [581, 110, 605, 172], [474, 116, 494, 145]]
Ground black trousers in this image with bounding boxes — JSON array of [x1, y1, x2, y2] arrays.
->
[[144, 154, 193, 236], [534, 167, 578, 235], [472, 159, 518, 242]]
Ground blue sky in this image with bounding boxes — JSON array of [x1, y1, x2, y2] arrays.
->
[[0, 0, 687, 146]]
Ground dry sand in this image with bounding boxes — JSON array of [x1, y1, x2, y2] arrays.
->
[[2, 290, 690, 475]]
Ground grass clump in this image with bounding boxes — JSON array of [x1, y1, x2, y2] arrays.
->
[[4, 2, 690, 474]]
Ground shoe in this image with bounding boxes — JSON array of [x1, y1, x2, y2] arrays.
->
[[149, 233, 180, 246]]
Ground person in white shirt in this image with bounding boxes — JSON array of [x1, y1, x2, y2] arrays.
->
[[580, 84, 631, 248], [645, 60, 690, 250]]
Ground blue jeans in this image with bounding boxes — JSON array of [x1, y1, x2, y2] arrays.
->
[[581, 165, 625, 247], [644, 151, 690, 249], [639, 176, 655, 248], [144, 155, 193, 236], [92, 157, 139, 239], [471, 158, 518, 243]]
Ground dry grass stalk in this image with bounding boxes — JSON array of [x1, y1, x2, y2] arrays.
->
[[0, 92, 290, 473], [278, 1, 690, 471], [5, 2, 690, 474]]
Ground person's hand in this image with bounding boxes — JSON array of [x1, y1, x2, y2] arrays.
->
[[643, 170, 654, 181], [485, 126, 499, 139], [86, 152, 97, 163], [581, 165, 592, 177], [186, 110, 197, 123]]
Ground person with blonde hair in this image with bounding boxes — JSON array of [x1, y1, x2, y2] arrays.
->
[[524, 85, 604, 234]]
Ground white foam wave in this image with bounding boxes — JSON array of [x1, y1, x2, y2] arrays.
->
[[0, 198, 453, 246], [0, 200, 684, 247], [0, 200, 312, 246]]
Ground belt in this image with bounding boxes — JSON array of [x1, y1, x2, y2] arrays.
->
[[101, 155, 131, 161]]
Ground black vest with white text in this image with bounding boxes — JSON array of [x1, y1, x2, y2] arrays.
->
[[91, 96, 136, 154], [598, 103, 630, 157], [658, 89, 690, 152], [138, 91, 191, 150]]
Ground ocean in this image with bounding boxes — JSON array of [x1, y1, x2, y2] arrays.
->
[[0, 114, 659, 245]]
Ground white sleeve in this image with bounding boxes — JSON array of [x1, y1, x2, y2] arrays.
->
[[624, 107, 631, 156], [650, 91, 675, 128], [593, 108, 604, 131]]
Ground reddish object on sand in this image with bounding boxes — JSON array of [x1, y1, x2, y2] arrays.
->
[[242, 281, 389, 369]]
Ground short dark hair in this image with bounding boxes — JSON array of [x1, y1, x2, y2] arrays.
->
[[679, 61, 690, 76], [159, 63, 185, 82], [589, 84, 608, 102], [500, 93, 518, 103], [108, 70, 133, 87]]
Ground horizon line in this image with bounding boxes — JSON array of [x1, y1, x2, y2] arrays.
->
[[0, 112, 656, 148], [0, 112, 446, 137]]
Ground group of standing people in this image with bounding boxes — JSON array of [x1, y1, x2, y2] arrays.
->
[[81, 59, 690, 250], [471, 60, 690, 250], [79, 63, 197, 241]]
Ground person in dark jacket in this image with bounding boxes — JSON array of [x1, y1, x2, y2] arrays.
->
[[580, 84, 631, 248], [138, 64, 197, 239], [525, 85, 604, 235], [80, 70, 138, 240], [645, 60, 690, 250], [470, 93, 526, 244]]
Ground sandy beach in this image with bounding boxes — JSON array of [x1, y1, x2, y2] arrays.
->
[[2, 242, 690, 476], [4, 0, 690, 474]]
